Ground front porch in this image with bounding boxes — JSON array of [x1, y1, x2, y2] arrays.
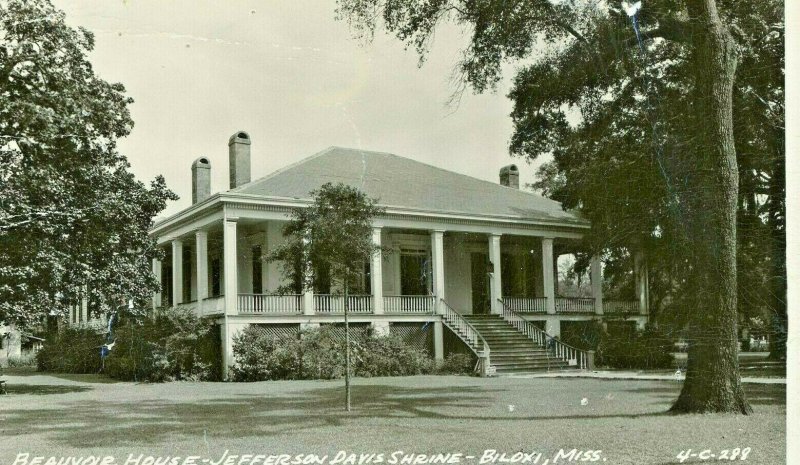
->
[[153, 214, 649, 375], [154, 220, 647, 323]]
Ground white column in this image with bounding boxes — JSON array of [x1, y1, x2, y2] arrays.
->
[[433, 320, 444, 361], [152, 258, 162, 310], [545, 319, 561, 338], [223, 219, 238, 316], [634, 250, 649, 315], [541, 238, 556, 314], [221, 320, 247, 381], [591, 255, 603, 315], [488, 233, 502, 314], [431, 230, 445, 313], [196, 231, 209, 315], [371, 227, 384, 315], [172, 239, 184, 305]]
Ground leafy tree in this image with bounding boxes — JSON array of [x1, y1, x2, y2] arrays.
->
[[525, 0, 784, 361], [336, 0, 783, 413], [268, 182, 384, 411], [0, 0, 177, 329]]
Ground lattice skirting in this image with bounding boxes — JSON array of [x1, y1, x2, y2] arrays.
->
[[317, 322, 372, 343], [389, 322, 434, 354], [251, 323, 301, 340]]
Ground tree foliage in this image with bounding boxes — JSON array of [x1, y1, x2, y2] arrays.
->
[[268, 183, 385, 295], [520, 0, 784, 358], [0, 0, 177, 329], [336, 0, 783, 413], [267, 182, 384, 410]]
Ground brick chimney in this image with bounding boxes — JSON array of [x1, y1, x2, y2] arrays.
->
[[499, 164, 519, 189], [229, 131, 251, 188], [191, 157, 211, 204]]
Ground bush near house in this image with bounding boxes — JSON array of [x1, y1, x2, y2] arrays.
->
[[437, 353, 477, 374], [104, 308, 220, 382], [231, 325, 468, 381], [36, 308, 220, 381], [36, 327, 105, 373], [559, 320, 673, 369], [595, 327, 674, 369]]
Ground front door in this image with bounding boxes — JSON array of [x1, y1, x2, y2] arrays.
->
[[471, 252, 490, 314]]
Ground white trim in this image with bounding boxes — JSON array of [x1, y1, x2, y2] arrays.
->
[[151, 192, 589, 242]]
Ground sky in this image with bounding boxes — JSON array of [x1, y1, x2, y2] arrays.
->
[[53, 0, 543, 218]]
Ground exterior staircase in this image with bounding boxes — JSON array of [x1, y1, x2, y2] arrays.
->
[[462, 314, 578, 374]]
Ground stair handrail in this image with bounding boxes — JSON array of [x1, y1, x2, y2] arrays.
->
[[439, 299, 491, 375], [497, 298, 588, 370]]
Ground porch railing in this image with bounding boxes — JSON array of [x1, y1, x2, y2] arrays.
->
[[440, 299, 491, 375], [383, 295, 436, 314], [314, 294, 372, 314], [498, 299, 587, 370], [555, 297, 595, 314], [238, 294, 303, 314], [502, 297, 548, 314], [200, 296, 225, 316], [603, 300, 639, 314]]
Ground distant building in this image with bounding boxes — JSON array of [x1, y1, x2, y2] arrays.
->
[[150, 132, 650, 376]]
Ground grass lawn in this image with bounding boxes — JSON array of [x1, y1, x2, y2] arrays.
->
[[651, 352, 787, 379], [0, 373, 785, 465]]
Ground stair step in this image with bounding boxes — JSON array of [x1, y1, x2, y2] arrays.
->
[[492, 362, 568, 371], [450, 313, 581, 374]]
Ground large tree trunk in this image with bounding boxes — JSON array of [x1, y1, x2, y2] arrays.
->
[[670, 0, 751, 414]]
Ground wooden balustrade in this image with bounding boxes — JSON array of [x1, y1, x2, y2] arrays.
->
[[440, 299, 491, 375], [502, 297, 548, 313], [498, 299, 587, 370], [383, 295, 435, 314], [603, 300, 639, 314], [555, 297, 596, 314], [313, 294, 372, 313], [200, 296, 225, 315], [237, 294, 303, 314]]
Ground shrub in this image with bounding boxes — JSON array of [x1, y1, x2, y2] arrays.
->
[[436, 353, 476, 375], [104, 307, 220, 382], [36, 327, 105, 373], [6, 354, 36, 368], [596, 326, 673, 369], [297, 326, 346, 379], [230, 326, 301, 381], [231, 325, 436, 381], [355, 335, 434, 377], [560, 320, 605, 351]]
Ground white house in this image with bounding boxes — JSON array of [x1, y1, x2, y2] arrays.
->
[[149, 131, 650, 376]]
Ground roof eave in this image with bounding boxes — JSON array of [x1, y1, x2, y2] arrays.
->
[[220, 192, 590, 230], [150, 193, 223, 236]]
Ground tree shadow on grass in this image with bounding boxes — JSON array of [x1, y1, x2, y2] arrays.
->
[[624, 383, 785, 407], [4, 384, 91, 395], [2, 383, 667, 448]]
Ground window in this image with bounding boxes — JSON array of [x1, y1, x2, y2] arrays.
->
[[501, 252, 537, 298], [210, 257, 221, 297], [314, 261, 331, 294], [252, 245, 262, 293], [182, 247, 192, 302], [162, 263, 173, 305], [400, 249, 430, 295]]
